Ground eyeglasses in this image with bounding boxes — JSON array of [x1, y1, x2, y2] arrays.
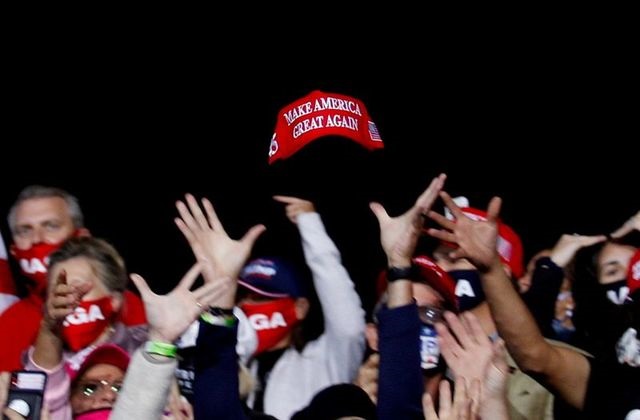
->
[[417, 305, 443, 325], [75, 380, 123, 398]]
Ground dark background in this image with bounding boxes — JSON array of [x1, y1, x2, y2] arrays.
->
[[2, 51, 636, 313]]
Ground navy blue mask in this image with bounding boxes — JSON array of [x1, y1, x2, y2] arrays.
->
[[450, 270, 485, 312]]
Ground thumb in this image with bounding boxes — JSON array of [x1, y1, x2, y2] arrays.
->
[[130, 273, 152, 299], [242, 224, 266, 247], [369, 202, 389, 223]]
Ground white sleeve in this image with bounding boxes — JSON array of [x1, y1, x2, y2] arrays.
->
[[297, 212, 366, 344]]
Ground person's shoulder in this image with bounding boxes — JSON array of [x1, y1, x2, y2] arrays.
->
[[546, 338, 593, 357]]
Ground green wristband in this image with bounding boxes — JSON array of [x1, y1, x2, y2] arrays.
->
[[200, 311, 236, 327], [144, 341, 178, 358]]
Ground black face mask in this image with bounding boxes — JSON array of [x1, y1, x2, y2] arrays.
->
[[449, 270, 485, 312], [600, 279, 629, 305]]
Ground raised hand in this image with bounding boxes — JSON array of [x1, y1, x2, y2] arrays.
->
[[175, 194, 265, 284], [550, 233, 607, 268], [354, 353, 379, 404], [130, 264, 230, 344], [435, 311, 510, 420], [423, 378, 475, 420], [427, 192, 501, 272], [44, 270, 91, 329], [611, 210, 640, 239], [436, 312, 494, 387], [273, 195, 315, 224], [370, 174, 446, 267]]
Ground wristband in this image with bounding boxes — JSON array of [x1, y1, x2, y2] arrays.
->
[[387, 265, 415, 282], [200, 309, 236, 327], [144, 341, 178, 358]]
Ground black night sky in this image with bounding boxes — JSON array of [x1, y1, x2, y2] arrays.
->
[[2, 49, 636, 313]]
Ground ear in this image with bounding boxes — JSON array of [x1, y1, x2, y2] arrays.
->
[[294, 297, 310, 320], [9, 243, 17, 258], [365, 322, 379, 352]]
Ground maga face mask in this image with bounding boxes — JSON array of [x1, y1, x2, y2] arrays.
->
[[62, 297, 115, 351], [11, 242, 62, 296], [239, 298, 299, 356], [450, 270, 485, 312], [601, 279, 630, 305]]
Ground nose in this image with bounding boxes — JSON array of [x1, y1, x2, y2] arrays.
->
[[97, 387, 118, 405], [31, 226, 45, 245]]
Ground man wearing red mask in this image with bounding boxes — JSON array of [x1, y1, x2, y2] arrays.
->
[[236, 196, 366, 420], [0, 186, 146, 372]]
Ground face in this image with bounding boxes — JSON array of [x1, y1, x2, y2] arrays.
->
[[412, 283, 444, 308], [70, 363, 124, 414], [597, 243, 636, 285], [518, 250, 551, 293], [49, 256, 113, 302], [12, 197, 76, 250]]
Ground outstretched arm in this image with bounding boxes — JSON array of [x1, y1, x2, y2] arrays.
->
[[428, 192, 590, 409], [111, 265, 231, 420], [611, 210, 640, 239], [175, 194, 266, 309], [371, 174, 446, 420]]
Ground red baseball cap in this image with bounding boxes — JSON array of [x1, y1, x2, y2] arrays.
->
[[445, 206, 524, 279], [69, 344, 130, 385], [268, 90, 384, 164]]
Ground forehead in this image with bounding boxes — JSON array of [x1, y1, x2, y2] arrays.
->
[[81, 363, 125, 381], [15, 197, 70, 224], [412, 283, 443, 307], [50, 256, 97, 277], [598, 243, 636, 268]]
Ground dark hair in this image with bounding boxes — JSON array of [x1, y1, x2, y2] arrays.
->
[[48, 237, 127, 293]]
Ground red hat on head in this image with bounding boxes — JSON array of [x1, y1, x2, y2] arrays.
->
[[375, 256, 458, 311], [268, 90, 384, 164], [445, 204, 524, 279], [69, 344, 130, 385], [413, 256, 458, 311], [628, 249, 640, 298]]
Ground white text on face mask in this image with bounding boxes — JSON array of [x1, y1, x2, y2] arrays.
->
[[248, 312, 287, 330]]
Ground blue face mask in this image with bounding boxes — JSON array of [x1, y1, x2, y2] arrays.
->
[[449, 270, 485, 312]]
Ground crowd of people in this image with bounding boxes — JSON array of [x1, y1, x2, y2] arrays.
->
[[0, 179, 638, 419]]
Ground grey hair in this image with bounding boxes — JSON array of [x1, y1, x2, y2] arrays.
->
[[7, 185, 84, 234]]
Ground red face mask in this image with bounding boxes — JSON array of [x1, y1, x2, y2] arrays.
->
[[62, 297, 115, 352], [74, 408, 112, 420], [11, 242, 62, 296], [239, 298, 299, 356]]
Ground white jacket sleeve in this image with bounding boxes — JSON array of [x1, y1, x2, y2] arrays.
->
[[297, 212, 366, 366], [110, 348, 177, 420]]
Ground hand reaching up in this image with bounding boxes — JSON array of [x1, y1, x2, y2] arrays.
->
[[370, 174, 446, 267], [550, 233, 607, 268], [434, 311, 509, 420], [611, 210, 640, 239], [273, 195, 316, 224], [175, 194, 265, 299], [130, 263, 230, 344], [427, 192, 501, 273]]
